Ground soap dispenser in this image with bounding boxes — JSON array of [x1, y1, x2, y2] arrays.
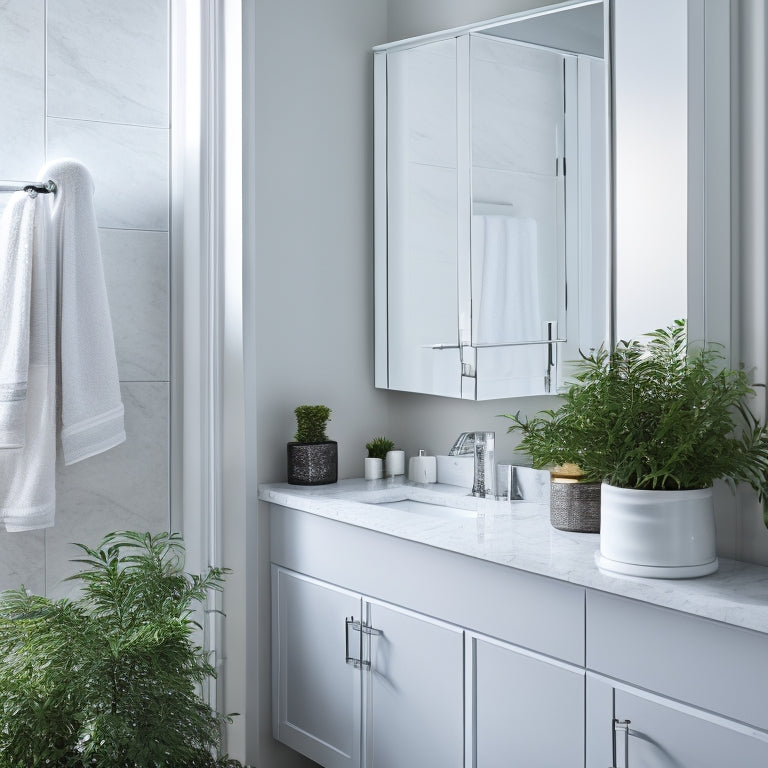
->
[[408, 450, 437, 484]]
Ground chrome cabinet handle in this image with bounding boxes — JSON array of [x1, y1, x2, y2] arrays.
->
[[345, 616, 382, 669], [610, 718, 631, 768], [345, 616, 365, 669]]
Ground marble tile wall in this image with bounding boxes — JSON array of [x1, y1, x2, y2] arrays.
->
[[0, 0, 170, 596]]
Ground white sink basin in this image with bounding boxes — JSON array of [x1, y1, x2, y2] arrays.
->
[[367, 498, 476, 519]]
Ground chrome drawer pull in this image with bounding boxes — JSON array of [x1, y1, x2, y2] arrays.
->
[[610, 718, 631, 768]]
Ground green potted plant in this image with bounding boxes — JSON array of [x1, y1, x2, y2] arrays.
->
[[0, 531, 242, 768], [287, 405, 337, 485], [503, 321, 768, 577], [364, 436, 394, 479]]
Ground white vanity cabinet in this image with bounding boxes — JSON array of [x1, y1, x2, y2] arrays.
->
[[272, 568, 361, 768], [272, 566, 464, 768], [472, 635, 585, 767], [270, 502, 588, 768], [363, 600, 464, 767], [261, 481, 768, 768], [588, 676, 768, 768], [585, 591, 768, 767], [264, 487, 768, 767]]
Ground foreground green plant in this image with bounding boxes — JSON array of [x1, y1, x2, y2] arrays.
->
[[0, 531, 242, 768], [503, 320, 768, 497]]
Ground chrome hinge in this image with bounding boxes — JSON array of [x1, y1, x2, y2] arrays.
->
[[460, 344, 476, 378]]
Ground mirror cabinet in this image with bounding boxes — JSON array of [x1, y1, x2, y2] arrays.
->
[[374, 0, 609, 400]]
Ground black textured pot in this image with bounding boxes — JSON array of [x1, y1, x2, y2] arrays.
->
[[287, 441, 338, 485]]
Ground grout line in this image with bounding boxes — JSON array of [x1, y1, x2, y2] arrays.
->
[[118, 380, 172, 385], [43, 0, 48, 159], [98, 226, 170, 234], [47, 113, 169, 131]]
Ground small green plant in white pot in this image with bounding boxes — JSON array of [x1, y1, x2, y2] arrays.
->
[[504, 321, 768, 578], [364, 436, 394, 479]]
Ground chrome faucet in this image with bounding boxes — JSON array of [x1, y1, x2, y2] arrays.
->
[[449, 431, 495, 498]]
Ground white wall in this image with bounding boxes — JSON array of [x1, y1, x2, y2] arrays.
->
[[0, 0, 170, 596], [245, 2, 388, 765]]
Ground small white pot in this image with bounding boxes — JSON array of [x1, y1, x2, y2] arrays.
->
[[596, 483, 718, 578], [364, 457, 383, 480], [385, 450, 405, 476]]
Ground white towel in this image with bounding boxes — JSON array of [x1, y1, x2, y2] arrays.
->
[[471, 215, 546, 393], [0, 159, 125, 532], [0, 192, 58, 530], [472, 215, 540, 345], [45, 159, 125, 464], [0, 193, 36, 448]]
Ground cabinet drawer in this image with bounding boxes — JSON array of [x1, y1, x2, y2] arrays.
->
[[271, 505, 585, 665], [587, 590, 768, 730]]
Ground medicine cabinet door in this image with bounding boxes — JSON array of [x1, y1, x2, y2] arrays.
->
[[374, 1, 609, 401], [468, 33, 568, 399], [381, 37, 461, 398]]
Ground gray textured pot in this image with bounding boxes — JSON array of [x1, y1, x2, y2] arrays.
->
[[549, 480, 601, 532], [287, 441, 338, 485]]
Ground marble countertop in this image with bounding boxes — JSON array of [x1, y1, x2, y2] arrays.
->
[[259, 478, 768, 635]]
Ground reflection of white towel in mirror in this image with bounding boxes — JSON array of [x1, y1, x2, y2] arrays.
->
[[472, 214, 540, 345], [472, 214, 548, 395]]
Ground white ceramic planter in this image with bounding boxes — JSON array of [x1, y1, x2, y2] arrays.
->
[[364, 457, 383, 480], [596, 483, 718, 578]]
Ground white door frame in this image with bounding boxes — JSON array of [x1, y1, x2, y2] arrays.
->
[[170, 0, 248, 758]]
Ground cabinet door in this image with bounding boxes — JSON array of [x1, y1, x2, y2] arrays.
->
[[272, 566, 362, 768], [365, 600, 464, 768], [384, 37, 462, 398], [587, 674, 768, 768], [474, 636, 584, 767]]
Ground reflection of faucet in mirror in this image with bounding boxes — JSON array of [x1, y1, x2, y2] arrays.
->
[[449, 431, 495, 498]]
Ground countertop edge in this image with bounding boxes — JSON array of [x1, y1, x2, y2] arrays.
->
[[258, 480, 768, 636]]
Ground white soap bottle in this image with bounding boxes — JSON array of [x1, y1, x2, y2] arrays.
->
[[408, 449, 437, 483]]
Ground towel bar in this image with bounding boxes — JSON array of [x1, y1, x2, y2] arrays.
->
[[0, 179, 57, 196]]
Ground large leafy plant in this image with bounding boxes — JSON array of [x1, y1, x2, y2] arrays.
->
[[503, 321, 768, 497], [0, 531, 242, 768]]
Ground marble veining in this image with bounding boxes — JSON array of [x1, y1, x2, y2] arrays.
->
[[260, 478, 768, 635], [46, 117, 169, 231], [49, 382, 170, 598], [47, 0, 168, 128], [0, 0, 45, 182], [0, 529, 45, 594], [100, 228, 169, 382]]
